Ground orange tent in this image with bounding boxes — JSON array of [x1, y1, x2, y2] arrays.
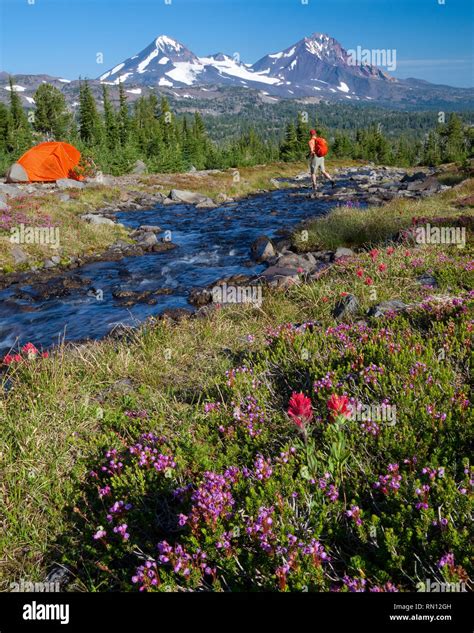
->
[[16, 142, 83, 182]]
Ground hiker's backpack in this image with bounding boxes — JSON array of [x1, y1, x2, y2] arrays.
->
[[314, 137, 329, 157]]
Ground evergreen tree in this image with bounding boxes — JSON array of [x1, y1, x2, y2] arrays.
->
[[118, 82, 130, 146], [280, 122, 298, 161], [423, 131, 441, 166], [102, 84, 118, 150], [7, 76, 32, 154], [78, 80, 102, 146], [33, 83, 71, 140]]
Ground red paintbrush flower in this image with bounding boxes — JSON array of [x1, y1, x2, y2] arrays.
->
[[356, 268, 364, 278], [287, 392, 313, 429], [378, 263, 387, 272], [327, 394, 351, 419], [364, 277, 374, 286]]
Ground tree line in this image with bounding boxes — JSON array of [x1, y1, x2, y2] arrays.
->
[[0, 77, 472, 176]]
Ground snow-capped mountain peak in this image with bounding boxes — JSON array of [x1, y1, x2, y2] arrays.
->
[[154, 35, 184, 52], [91, 32, 472, 105]]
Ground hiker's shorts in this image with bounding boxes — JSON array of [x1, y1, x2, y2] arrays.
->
[[310, 155, 325, 174]]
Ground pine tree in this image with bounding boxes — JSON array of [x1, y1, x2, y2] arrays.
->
[[102, 84, 118, 149], [440, 114, 466, 163], [33, 83, 71, 140], [78, 80, 102, 146], [423, 131, 441, 166], [280, 122, 298, 161], [117, 82, 130, 146], [7, 76, 32, 154]]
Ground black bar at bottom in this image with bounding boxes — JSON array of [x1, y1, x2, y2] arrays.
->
[[0, 592, 471, 633]]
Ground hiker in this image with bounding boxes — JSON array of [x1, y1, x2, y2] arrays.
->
[[308, 129, 335, 194]]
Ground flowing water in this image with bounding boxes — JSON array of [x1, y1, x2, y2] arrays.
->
[[0, 185, 339, 354]]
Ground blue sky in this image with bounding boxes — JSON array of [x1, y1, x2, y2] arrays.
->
[[1, 0, 473, 87]]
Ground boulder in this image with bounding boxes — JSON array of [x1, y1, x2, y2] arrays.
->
[[169, 189, 208, 205], [56, 178, 85, 190], [277, 252, 317, 272], [0, 183, 23, 198], [189, 288, 213, 307], [332, 294, 359, 319], [367, 299, 408, 318], [131, 160, 147, 175], [135, 232, 158, 249], [401, 171, 427, 184], [0, 195, 8, 211], [84, 172, 114, 187], [196, 199, 218, 209], [5, 162, 29, 183], [260, 265, 300, 288], [250, 236, 275, 263], [334, 247, 355, 260], [58, 193, 70, 202], [11, 245, 29, 265], [81, 214, 115, 226], [138, 225, 162, 233], [416, 273, 438, 288]]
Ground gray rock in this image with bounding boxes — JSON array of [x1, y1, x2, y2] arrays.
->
[[5, 162, 29, 183], [81, 214, 115, 226], [270, 178, 280, 188], [136, 232, 158, 249], [189, 288, 213, 307], [138, 225, 162, 233], [0, 183, 23, 198], [401, 171, 426, 183], [169, 189, 208, 205], [11, 245, 29, 265], [56, 178, 85, 190], [51, 255, 61, 264], [84, 172, 114, 187], [332, 294, 359, 319], [334, 247, 355, 260], [0, 197, 8, 211], [277, 252, 316, 272], [251, 236, 275, 262], [260, 265, 300, 288], [367, 299, 408, 318], [131, 160, 147, 175], [58, 193, 70, 202], [43, 259, 57, 269], [417, 273, 438, 288], [196, 199, 218, 209]]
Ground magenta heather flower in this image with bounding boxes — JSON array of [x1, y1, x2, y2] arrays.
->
[[93, 527, 107, 540], [342, 575, 367, 592], [232, 395, 265, 437], [373, 463, 402, 495], [157, 541, 215, 580], [188, 470, 237, 530], [437, 552, 455, 569], [132, 560, 160, 591], [113, 523, 130, 541], [246, 506, 276, 553], [254, 454, 273, 480], [106, 500, 132, 522], [346, 505, 362, 526]]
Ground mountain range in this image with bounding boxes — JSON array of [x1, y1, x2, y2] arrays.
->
[[1, 33, 473, 110]]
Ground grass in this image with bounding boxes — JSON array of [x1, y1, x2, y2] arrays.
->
[[0, 171, 472, 592], [292, 177, 474, 252]]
